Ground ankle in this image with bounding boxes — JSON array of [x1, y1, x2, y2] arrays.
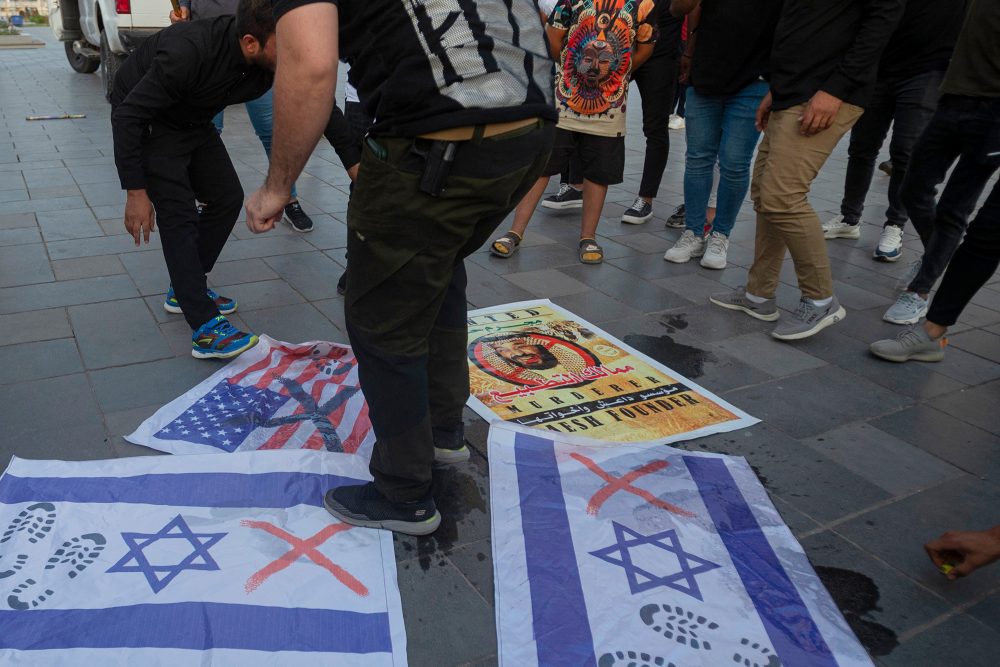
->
[[924, 321, 947, 340]]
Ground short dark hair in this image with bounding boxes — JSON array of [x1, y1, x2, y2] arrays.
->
[[236, 0, 275, 45]]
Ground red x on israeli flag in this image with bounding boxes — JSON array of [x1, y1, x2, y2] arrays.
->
[[570, 453, 695, 518]]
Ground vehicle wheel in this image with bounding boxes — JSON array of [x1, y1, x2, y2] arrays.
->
[[99, 30, 126, 103], [64, 41, 100, 74]]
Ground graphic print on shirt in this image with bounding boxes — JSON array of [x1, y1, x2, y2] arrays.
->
[[552, 0, 656, 124], [401, 0, 552, 110]]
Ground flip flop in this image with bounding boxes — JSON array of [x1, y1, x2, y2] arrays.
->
[[491, 231, 522, 258], [579, 238, 604, 264]]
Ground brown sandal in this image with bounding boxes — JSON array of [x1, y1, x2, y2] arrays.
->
[[579, 238, 604, 264], [491, 231, 522, 258]]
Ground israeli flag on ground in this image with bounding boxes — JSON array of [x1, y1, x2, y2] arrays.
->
[[0, 451, 406, 666], [489, 423, 873, 667]]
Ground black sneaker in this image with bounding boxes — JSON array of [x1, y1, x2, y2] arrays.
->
[[621, 197, 653, 225], [324, 482, 441, 536], [665, 204, 685, 229], [541, 183, 584, 210], [284, 201, 314, 232], [433, 426, 470, 464]]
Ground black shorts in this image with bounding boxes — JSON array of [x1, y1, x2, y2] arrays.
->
[[543, 127, 625, 186]]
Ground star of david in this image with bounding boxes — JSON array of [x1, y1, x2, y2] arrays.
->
[[107, 514, 227, 593], [590, 522, 720, 599]]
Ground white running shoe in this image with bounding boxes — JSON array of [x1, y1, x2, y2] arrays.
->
[[699, 231, 729, 270], [822, 214, 861, 239], [668, 114, 686, 130], [883, 291, 929, 325], [664, 230, 705, 263], [873, 225, 903, 262]]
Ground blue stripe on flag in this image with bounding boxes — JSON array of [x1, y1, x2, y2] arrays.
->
[[0, 472, 364, 509], [0, 602, 391, 653], [684, 456, 839, 667], [514, 432, 597, 667]]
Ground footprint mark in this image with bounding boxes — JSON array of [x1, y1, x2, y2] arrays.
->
[[1, 503, 57, 544], [598, 650, 677, 667], [6, 533, 106, 610]]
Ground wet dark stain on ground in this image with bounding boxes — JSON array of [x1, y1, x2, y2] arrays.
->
[[623, 333, 715, 379], [749, 463, 771, 490], [815, 566, 899, 656], [659, 313, 689, 332]]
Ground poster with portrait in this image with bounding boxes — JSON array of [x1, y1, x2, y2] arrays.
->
[[466, 300, 757, 444]]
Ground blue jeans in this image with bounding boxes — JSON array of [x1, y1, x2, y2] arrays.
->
[[683, 79, 768, 237], [213, 89, 298, 199]]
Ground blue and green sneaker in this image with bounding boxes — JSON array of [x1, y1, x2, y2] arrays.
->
[[191, 316, 259, 360], [164, 286, 237, 315]]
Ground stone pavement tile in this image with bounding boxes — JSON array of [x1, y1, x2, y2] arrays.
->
[[0, 171, 26, 189], [110, 435, 164, 459], [802, 423, 965, 496], [0, 226, 40, 247], [553, 289, 643, 325], [966, 594, 1000, 634], [469, 244, 581, 277], [240, 303, 347, 344], [0, 160, 64, 173], [45, 233, 161, 260], [21, 166, 75, 188], [0, 212, 37, 229], [143, 294, 187, 324], [558, 262, 696, 313], [955, 302, 1000, 329], [0, 188, 29, 203], [52, 255, 126, 281], [79, 181, 126, 207], [28, 184, 83, 199], [2, 195, 88, 215], [871, 406, 1000, 485], [948, 329, 1000, 363], [69, 298, 172, 370], [0, 374, 112, 468], [651, 302, 774, 343], [395, 557, 497, 667], [90, 204, 125, 220], [445, 538, 494, 606], [801, 531, 949, 657], [651, 271, 735, 301], [880, 614, 1000, 667], [770, 496, 823, 537], [103, 403, 162, 439], [262, 251, 343, 301], [608, 251, 704, 280], [211, 279, 305, 311], [216, 235, 315, 262], [836, 476, 1000, 606], [90, 356, 217, 413], [925, 346, 1000, 387], [207, 258, 278, 286], [119, 249, 171, 296], [791, 330, 966, 400], [723, 365, 912, 439], [0, 338, 82, 384], [832, 280, 892, 311], [301, 216, 349, 250], [0, 308, 73, 347], [0, 243, 54, 288], [712, 331, 828, 378], [312, 297, 347, 332], [67, 163, 120, 184], [464, 263, 535, 309], [969, 285, 1000, 312], [504, 268, 589, 297], [931, 381, 1000, 436]]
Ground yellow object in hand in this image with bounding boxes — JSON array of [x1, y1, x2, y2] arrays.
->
[[939, 563, 955, 575]]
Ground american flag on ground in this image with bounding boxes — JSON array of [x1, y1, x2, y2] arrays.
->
[[127, 336, 374, 458]]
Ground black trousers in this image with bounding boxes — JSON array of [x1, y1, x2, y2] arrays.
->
[[927, 180, 1000, 327], [631, 52, 679, 198], [840, 69, 943, 227], [345, 122, 554, 502], [143, 124, 242, 330], [901, 95, 1000, 295]]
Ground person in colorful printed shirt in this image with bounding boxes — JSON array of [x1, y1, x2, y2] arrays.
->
[[490, 0, 658, 265]]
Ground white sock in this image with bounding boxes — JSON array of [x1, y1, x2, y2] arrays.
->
[[809, 296, 833, 307], [745, 291, 769, 304]]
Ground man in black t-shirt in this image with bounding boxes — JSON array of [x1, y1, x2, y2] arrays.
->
[[245, 0, 556, 536]]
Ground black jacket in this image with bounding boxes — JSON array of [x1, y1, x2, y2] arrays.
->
[[111, 17, 273, 190]]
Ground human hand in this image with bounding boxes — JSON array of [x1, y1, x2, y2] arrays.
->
[[679, 54, 692, 84], [755, 91, 773, 132], [924, 527, 1000, 580], [124, 189, 156, 246], [169, 7, 190, 23], [245, 185, 288, 234], [800, 90, 842, 136]]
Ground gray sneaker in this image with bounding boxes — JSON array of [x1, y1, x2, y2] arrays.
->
[[709, 287, 779, 322], [772, 296, 846, 341], [870, 326, 947, 363], [883, 291, 929, 325]]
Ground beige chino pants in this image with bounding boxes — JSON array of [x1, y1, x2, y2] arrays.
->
[[747, 102, 864, 300]]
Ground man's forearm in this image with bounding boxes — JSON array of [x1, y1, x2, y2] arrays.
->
[[265, 4, 340, 195]]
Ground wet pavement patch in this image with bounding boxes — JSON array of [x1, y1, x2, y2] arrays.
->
[[624, 333, 715, 379], [815, 566, 899, 656]]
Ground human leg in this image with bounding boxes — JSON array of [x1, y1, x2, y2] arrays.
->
[[634, 53, 677, 200], [576, 132, 624, 263], [835, 82, 894, 228]]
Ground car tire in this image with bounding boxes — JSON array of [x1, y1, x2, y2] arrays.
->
[[65, 41, 100, 74], [99, 30, 126, 103]]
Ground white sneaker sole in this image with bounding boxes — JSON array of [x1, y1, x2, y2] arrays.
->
[[324, 497, 442, 536], [699, 255, 727, 270], [872, 248, 902, 262], [882, 308, 928, 325], [870, 347, 944, 363], [191, 336, 259, 359], [708, 295, 780, 322], [622, 212, 653, 225], [664, 248, 705, 263], [823, 227, 861, 240], [771, 306, 846, 341], [540, 199, 583, 210], [434, 445, 470, 465], [165, 302, 236, 315]]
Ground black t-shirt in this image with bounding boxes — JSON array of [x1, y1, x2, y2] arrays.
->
[[272, 0, 557, 137], [653, 0, 684, 58], [878, 0, 968, 81], [689, 0, 782, 97], [941, 0, 1000, 98]]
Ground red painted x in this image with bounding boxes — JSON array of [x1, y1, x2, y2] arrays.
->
[[241, 520, 369, 596], [570, 453, 695, 518]]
